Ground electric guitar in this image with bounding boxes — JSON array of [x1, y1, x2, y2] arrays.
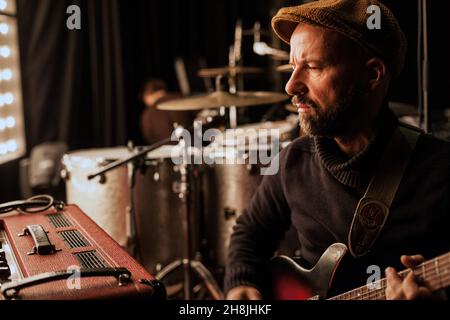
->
[[271, 243, 450, 300]]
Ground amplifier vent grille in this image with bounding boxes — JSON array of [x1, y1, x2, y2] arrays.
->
[[74, 251, 108, 269], [59, 230, 90, 248], [47, 214, 72, 228]]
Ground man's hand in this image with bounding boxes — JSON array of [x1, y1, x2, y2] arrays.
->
[[385, 254, 445, 300], [226, 286, 262, 300]]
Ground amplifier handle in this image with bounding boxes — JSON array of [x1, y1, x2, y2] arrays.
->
[[18, 224, 60, 255], [1, 267, 132, 299]]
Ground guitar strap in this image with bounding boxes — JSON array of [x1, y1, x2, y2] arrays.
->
[[348, 124, 421, 258]]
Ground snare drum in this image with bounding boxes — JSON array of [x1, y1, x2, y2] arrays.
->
[[62, 147, 132, 247]]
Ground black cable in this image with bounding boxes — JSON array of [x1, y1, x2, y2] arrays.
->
[[0, 195, 64, 214]]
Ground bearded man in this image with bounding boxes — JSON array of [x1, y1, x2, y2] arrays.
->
[[224, 0, 450, 300]]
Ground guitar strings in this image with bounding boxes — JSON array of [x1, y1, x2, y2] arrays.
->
[[329, 259, 450, 300], [333, 272, 450, 300], [336, 271, 450, 300]]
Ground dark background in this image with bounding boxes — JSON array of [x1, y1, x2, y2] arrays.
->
[[0, 0, 449, 202]]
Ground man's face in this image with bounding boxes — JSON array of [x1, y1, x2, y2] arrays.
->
[[286, 23, 366, 137]]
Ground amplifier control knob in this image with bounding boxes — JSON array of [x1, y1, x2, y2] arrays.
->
[[0, 265, 10, 280], [0, 249, 6, 262]]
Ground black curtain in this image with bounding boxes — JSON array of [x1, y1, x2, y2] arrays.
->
[[0, 0, 129, 203], [17, 0, 127, 150]]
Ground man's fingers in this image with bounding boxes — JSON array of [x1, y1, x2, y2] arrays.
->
[[400, 255, 425, 268], [386, 256, 441, 300], [385, 267, 404, 299], [385, 267, 402, 286], [403, 271, 420, 300], [403, 270, 438, 300]]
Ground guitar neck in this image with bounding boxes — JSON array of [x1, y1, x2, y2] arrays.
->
[[329, 252, 450, 300]]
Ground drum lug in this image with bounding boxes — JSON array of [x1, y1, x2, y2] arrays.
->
[[60, 168, 70, 181], [172, 181, 188, 196], [98, 173, 107, 184]]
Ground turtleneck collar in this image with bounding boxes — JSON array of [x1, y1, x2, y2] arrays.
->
[[314, 107, 399, 188]]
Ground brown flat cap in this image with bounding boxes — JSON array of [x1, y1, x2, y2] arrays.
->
[[272, 0, 407, 77]]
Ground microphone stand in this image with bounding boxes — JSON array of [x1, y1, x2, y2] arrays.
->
[[418, 0, 431, 133], [87, 138, 172, 182]]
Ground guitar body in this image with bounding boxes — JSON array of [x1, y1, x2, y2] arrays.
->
[[271, 243, 450, 300], [270, 243, 348, 300]]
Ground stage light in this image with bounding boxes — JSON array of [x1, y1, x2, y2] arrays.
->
[[6, 139, 16, 152], [0, 45, 10, 57], [4, 92, 13, 104], [1, 68, 12, 80], [5, 116, 15, 128], [0, 143, 7, 155], [0, 0, 25, 165], [0, 23, 8, 34], [0, 1, 14, 15]]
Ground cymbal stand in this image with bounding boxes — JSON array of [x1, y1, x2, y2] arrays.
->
[[228, 42, 238, 129], [178, 140, 193, 299], [126, 141, 140, 258], [156, 135, 224, 300], [214, 70, 238, 129], [214, 75, 227, 119]]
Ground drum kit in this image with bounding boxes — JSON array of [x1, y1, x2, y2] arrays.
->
[[61, 22, 300, 299]]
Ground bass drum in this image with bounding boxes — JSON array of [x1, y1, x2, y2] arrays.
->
[[133, 145, 203, 275], [62, 147, 131, 247]]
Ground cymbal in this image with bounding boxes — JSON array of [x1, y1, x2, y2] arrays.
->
[[275, 64, 292, 73], [157, 91, 289, 111], [197, 66, 264, 77]]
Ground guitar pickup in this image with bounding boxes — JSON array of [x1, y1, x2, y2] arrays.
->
[[18, 225, 61, 255]]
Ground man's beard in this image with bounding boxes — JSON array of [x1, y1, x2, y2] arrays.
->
[[295, 85, 363, 138]]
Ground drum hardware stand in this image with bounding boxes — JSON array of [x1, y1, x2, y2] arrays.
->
[[213, 72, 238, 129], [175, 148, 193, 300], [228, 43, 238, 129], [155, 259, 223, 300], [87, 138, 173, 182], [154, 133, 224, 300], [125, 141, 141, 258]]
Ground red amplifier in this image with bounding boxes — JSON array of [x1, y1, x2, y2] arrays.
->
[[0, 202, 166, 300]]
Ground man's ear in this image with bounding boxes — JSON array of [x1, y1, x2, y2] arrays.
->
[[366, 57, 389, 90]]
